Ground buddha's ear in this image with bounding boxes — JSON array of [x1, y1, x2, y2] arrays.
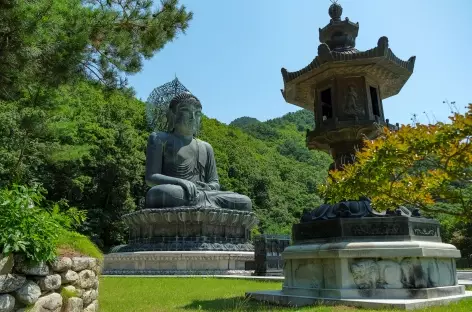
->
[[194, 120, 201, 137], [166, 108, 175, 132]]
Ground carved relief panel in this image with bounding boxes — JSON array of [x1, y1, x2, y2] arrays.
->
[[336, 77, 367, 121], [291, 259, 324, 289], [349, 257, 455, 292]]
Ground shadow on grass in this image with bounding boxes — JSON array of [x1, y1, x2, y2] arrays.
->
[[181, 296, 287, 311]]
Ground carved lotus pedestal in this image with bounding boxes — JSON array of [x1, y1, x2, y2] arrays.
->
[[103, 207, 258, 275], [247, 217, 472, 310]]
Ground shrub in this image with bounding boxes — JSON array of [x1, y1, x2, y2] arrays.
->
[[0, 184, 87, 262]]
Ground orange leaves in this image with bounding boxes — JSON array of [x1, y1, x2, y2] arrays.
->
[[322, 104, 472, 217]]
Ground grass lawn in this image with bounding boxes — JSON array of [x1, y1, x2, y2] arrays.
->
[[99, 277, 472, 312]]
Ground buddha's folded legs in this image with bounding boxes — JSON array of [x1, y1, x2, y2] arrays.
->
[[145, 184, 252, 211], [204, 191, 252, 211], [145, 184, 188, 208]]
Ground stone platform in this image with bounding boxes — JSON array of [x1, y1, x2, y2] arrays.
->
[[246, 216, 470, 309], [247, 290, 472, 310], [103, 251, 254, 275]]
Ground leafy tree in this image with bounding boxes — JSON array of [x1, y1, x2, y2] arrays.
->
[[229, 116, 261, 128], [201, 116, 331, 234], [0, 0, 193, 99], [0, 81, 148, 250], [321, 104, 472, 219]]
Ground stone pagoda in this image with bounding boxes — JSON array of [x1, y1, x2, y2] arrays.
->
[[247, 2, 471, 309], [281, 1, 414, 169]]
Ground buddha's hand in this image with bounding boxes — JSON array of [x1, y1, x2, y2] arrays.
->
[[177, 179, 198, 204], [196, 181, 212, 191]]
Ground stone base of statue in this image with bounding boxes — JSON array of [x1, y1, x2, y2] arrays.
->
[[102, 251, 254, 275], [246, 216, 472, 309], [104, 207, 258, 275]]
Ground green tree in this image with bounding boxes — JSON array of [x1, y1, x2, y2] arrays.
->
[[0, 81, 148, 250], [0, 0, 193, 99], [201, 116, 331, 234], [321, 104, 472, 219]]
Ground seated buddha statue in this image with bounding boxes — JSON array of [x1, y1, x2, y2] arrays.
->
[[145, 92, 252, 211]]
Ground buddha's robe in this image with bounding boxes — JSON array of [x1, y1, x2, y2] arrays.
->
[[145, 132, 252, 211]]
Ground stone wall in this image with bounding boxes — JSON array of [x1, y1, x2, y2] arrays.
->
[[0, 254, 101, 312]]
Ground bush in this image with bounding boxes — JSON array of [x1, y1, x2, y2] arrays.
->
[[0, 184, 87, 262]]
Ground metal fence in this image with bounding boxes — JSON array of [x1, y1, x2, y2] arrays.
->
[[253, 234, 291, 276]]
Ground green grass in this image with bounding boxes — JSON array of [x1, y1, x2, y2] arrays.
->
[[99, 277, 472, 312], [56, 230, 103, 261]]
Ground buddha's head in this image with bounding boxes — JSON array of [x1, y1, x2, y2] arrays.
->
[[167, 92, 202, 136]]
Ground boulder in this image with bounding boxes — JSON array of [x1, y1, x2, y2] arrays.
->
[[87, 258, 97, 271], [82, 289, 98, 306], [63, 297, 83, 312], [60, 270, 79, 284], [0, 256, 13, 275], [0, 294, 15, 312], [30, 293, 62, 312], [0, 274, 25, 294], [71, 258, 89, 272], [76, 270, 96, 289], [15, 281, 41, 305], [83, 300, 98, 312], [50, 257, 72, 273], [91, 263, 102, 276], [38, 274, 61, 291], [14, 257, 49, 276], [92, 278, 99, 290]]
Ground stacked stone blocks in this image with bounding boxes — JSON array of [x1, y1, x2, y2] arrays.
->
[[0, 254, 100, 312]]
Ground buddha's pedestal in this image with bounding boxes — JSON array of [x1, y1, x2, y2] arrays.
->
[[247, 217, 472, 309], [103, 207, 258, 275]]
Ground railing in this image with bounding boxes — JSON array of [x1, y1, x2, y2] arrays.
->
[[252, 234, 291, 276]]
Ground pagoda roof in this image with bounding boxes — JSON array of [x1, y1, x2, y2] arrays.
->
[[282, 38, 415, 84], [280, 2, 416, 110]]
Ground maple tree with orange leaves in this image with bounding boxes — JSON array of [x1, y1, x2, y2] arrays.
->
[[321, 103, 472, 219]]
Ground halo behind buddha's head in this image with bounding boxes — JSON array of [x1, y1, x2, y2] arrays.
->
[[167, 92, 202, 135]]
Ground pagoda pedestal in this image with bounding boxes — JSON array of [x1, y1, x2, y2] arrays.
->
[[247, 217, 472, 309]]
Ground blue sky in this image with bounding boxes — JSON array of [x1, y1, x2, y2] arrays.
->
[[128, 0, 472, 125]]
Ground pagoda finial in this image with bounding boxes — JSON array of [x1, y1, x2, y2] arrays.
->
[[329, 0, 343, 21]]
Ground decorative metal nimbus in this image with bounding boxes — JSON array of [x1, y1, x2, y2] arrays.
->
[[146, 77, 191, 131]]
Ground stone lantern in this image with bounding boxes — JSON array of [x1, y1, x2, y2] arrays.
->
[[247, 2, 472, 308], [280, 1, 415, 168]]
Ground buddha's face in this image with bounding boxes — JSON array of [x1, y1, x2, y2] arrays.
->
[[173, 99, 202, 136]]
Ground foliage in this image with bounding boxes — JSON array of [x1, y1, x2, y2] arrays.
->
[[0, 184, 85, 262], [229, 116, 261, 128], [321, 104, 472, 218], [0, 81, 149, 250], [61, 286, 79, 300], [0, 0, 193, 99], [202, 110, 331, 234]]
